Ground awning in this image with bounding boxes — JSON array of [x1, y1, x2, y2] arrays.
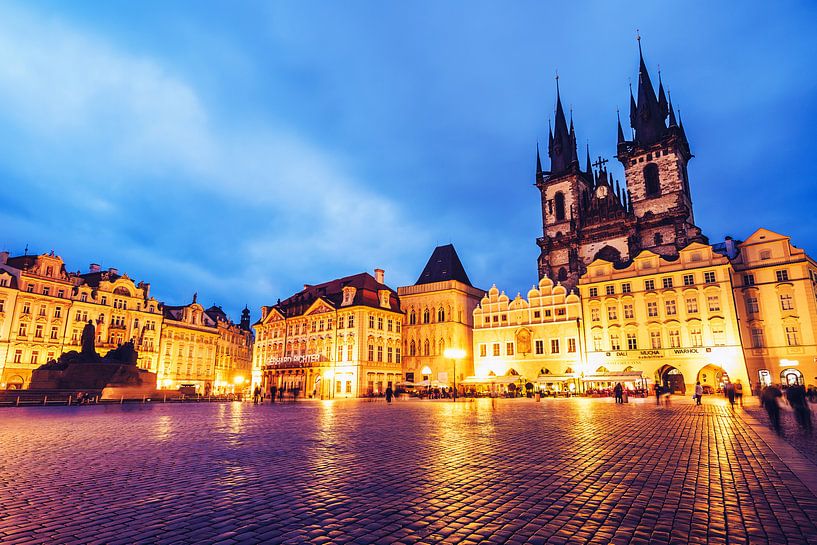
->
[[461, 375, 527, 385], [536, 375, 577, 383], [581, 372, 644, 383], [401, 380, 448, 387]]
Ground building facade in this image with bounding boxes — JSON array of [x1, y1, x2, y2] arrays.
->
[[398, 244, 484, 389], [469, 277, 582, 393], [729, 229, 817, 388], [578, 243, 749, 394], [157, 298, 220, 393], [254, 270, 403, 398], [535, 44, 706, 290], [207, 305, 254, 394]]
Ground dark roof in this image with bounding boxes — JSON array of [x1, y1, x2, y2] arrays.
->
[[273, 272, 401, 318], [76, 271, 122, 288], [415, 244, 472, 286], [205, 305, 229, 323]]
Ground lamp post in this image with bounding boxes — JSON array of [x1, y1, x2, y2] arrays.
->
[[421, 365, 432, 398], [443, 348, 466, 401]]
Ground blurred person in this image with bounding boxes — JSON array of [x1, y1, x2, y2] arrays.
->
[[761, 385, 783, 435]]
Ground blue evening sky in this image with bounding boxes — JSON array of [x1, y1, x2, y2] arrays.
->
[[0, 1, 815, 322]]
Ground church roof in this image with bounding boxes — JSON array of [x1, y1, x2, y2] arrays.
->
[[415, 244, 472, 286]]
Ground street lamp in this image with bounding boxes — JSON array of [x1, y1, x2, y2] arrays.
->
[[421, 365, 432, 398], [443, 348, 466, 401]]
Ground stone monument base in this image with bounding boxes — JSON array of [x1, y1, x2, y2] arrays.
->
[[30, 362, 157, 392]]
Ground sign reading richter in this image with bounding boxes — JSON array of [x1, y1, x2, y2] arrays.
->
[[265, 354, 325, 368]]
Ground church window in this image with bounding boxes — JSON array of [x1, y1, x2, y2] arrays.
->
[[423, 309, 430, 324], [776, 269, 789, 282], [437, 307, 445, 322], [554, 192, 566, 221], [557, 268, 567, 282], [644, 163, 660, 197]]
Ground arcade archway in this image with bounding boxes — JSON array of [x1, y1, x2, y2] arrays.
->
[[657, 365, 685, 394], [697, 364, 729, 394], [781, 368, 804, 386]]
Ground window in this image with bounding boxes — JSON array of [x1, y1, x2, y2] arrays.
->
[[607, 306, 617, 320], [750, 327, 764, 348], [550, 339, 560, 354], [423, 340, 430, 356], [58, 289, 64, 298], [27, 284, 34, 293], [377, 345, 383, 362], [0, 300, 4, 313], [338, 316, 345, 329], [743, 274, 754, 286], [506, 342, 514, 356], [377, 317, 383, 330], [54, 307, 62, 318], [704, 271, 716, 283], [311, 321, 317, 333], [337, 345, 344, 361], [623, 304, 634, 319], [622, 283, 631, 294], [387, 319, 393, 332], [396, 348, 401, 363], [665, 300, 677, 316], [785, 326, 799, 346], [423, 309, 430, 324], [13, 350, 22, 363], [683, 274, 694, 286], [18, 323, 27, 337], [686, 297, 699, 314], [712, 324, 726, 346], [346, 381, 352, 394], [644, 163, 661, 197], [437, 308, 445, 322], [556, 308, 565, 316], [589, 287, 598, 297], [668, 329, 681, 348], [567, 338, 576, 353], [662, 277, 673, 289], [650, 331, 662, 349], [492, 343, 500, 357], [775, 269, 789, 283], [368, 315, 375, 328], [479, 344, 486, 357], [645, 279, 655, 291], [554, 191, 566, 221], [34, 325, 43, 338], [535, 340, 544, 355], [610, 334, 621, 351], [647, 301, 658, 317], [626, 333, 638, 350], [707, 295, 721, 312], [533, 311, 541, 319], [0, 278, 7, 287], [501, 314, 507, 322], [31, 351, 38, 365], [80, 293, 87, 302], [42, 287, 50, 296], [368, 343, 375, 361], [409, 311, 416, 325], [605, 285, 615, 295], [745, 296, 759, 315], [690, 327, 703, 347], [348, 315, 354, 328], [22, 303, 30, 315], [592, 334, 603, 351], [780, 294, 794, 311]]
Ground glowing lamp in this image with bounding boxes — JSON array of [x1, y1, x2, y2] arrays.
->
[[443, 348, 466, 359]]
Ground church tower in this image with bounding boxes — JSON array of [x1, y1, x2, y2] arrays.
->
[[616, 39, 707, 255], [536, 79, 594, 288]]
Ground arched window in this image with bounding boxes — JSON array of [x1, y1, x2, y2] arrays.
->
[[438, 339, 445, 355], [409, 310, 416, 325], [437, 307, 445, 322], [555, 192, 566, 221], [644, 163, 660, 197], [423, 339, 430, 356], [558, 267, 568, 282], [409, 340, 416, 356], [422, 309, 430, 324]]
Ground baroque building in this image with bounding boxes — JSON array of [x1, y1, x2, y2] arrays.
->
[[157, 297, 220, 393], [536, 42, 706, 290], [729, 229, 817, 388], [253, 270, 403, 398], [469, 277, 582, 393], [206, 305, 254, 394], [398, 244, 483, 388]]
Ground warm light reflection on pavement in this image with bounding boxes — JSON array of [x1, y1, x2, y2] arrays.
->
[[1, 397, 816, 544]]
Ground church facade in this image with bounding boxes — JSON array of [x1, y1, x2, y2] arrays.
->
[[536, 41, 707, 290]]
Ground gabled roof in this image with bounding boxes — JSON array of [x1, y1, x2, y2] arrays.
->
[[271, 272, 401, 319], [741, 228, 788, 245], [415, 244, 472, 286]]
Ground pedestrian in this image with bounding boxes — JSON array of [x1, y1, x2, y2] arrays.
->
[[655, 383, 661, 406], [694, 381, 703, 405], [734, 380, 744, 408], [270, 385, 277, 403], [253, 386, 261, 404], [385, 385, 394, 404], [278, 386, 284, 402], [761, 385, 783, 435], [614, 382, 623, 404], [663, 386, 671, 407], [786, 384, 813, 433], [725, 382, 736, 409]]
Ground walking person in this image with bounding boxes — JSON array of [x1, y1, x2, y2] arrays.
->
[[734, 380, 744, 408], [694, 381, 703, 405], [385, 385, 394, 404], [269, 385, 277, 403], [761, 385, 783, 435], [253, 386, 261, 405], [786, 384, 813, 433], [614, 382, 623, 404], [655, 383, 662, 406]]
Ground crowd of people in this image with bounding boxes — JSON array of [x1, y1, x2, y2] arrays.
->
[[760, 383, 814, 435]]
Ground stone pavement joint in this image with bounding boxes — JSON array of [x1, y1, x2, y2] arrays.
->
[[1, 398, 816, 544]]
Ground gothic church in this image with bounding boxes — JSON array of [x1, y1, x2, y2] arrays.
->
[[536, 41, 707, 289]]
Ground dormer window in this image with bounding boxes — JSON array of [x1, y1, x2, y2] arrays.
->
[[378, 290, 391, 309], [341, 287, 356, 307]]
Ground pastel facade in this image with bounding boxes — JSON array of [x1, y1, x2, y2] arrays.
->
[[398, 245, 483, 388], [254, 271, 403, 398], [579, 243, 749, 394], [729, 229, 817, 388], [470, 277, 582, 392]]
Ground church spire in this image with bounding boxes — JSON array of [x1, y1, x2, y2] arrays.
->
[[657, 69, 669, 120], [536, 142, 543, 180], [617, 109, 625, 145], [548, 75, 578, 176], [632, 36, 667, 146], [667, 92, 678, 127]]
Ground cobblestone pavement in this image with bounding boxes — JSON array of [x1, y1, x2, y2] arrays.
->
[[742, 399, 817, 466], [1, 397, 817, 545]]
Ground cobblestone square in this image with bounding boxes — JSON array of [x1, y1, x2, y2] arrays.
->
[[1, 397, 816, 544]]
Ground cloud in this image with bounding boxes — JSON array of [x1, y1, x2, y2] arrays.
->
[[0, 4, 429, 316]]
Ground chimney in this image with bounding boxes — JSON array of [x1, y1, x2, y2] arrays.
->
[[0, 251, 8, 265], [375, 268, 385, 284], [89, 263, 101, 273]]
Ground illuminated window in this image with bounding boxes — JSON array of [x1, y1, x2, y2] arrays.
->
[[650, 331, 662, 349], [424, 340, 431, 356], [665, 300, 677, 316], [348, 315, 354, 328], [368, 343, 374, 361], [492, 343, 500, 356], [18, 323, 27, 337], [623, 304, 634, 319], [686, 297, 699, 314], [592, 334, 603, 351], [506, 342, 514, 356], [368, 315, 375, 328], [707, 295, 721, 312], [396, 348, 401, 363], [607, 306, 617, 320], [589, 287, 598, 297], [647, 301, 658, 317], [479, 344, 486, 357], [745, 296, 759, 315], [610, 334, 621, 350], [377, 345, 383, 362], [668, 329, 680, 348], [712, 324, 726, 346], [409, 311, 416, 325], [689, 327, 703, 347], [626, 333, 638, 350], [377, 317, 383, 330], [437, 308, 445, 322], [13, 350, 22, 363], [423, 309, 430, 323], [567, 338, 576, 353]]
